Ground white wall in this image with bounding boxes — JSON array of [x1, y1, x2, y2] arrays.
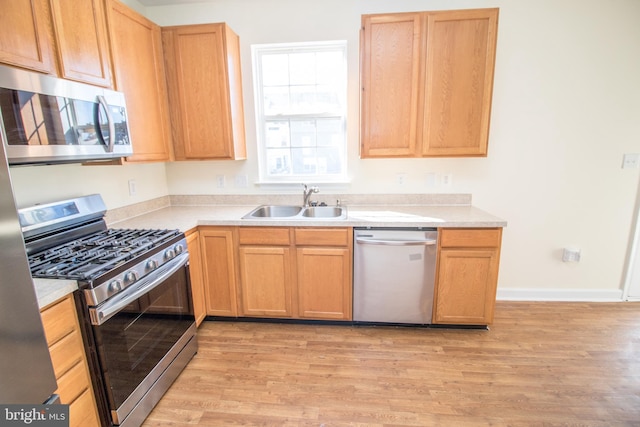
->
[[9, 0, 640, 298], [150, 0, 640, 297], [9, 162, 169, 210]]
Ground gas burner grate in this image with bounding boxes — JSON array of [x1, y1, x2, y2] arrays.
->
[[28, 228, 180, 280]]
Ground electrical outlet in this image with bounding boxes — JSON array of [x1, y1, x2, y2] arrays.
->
[[128, 179, 136, 196], [396, 173, 408, 185], [622, 153, 640, 169], [235, 175, 248, 188], [216, 175, 226, 188], [442, 173, 453, 187], [562, 247, 581, 262]]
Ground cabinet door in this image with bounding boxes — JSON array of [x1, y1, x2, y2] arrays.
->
[[0, 0, 53, 73], [297, 247, 352, 320], [49, 0, 112, 87], [361, 13, 423, 158], [434, 248, 499, 325], [186, 231, 206, 326], [238, 246, 293, 318], [162, 23, 246, 160], [421, 9, 498, 156], [201, 228, 238, 317], [105, 0, 172, 162]]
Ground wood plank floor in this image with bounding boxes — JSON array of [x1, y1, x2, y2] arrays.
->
[[142, 301, 640, 426]]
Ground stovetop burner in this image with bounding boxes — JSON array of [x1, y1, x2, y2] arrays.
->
[[28, 228, 181, 281]]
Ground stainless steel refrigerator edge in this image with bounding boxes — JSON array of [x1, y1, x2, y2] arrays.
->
[[0, 140, 57, 403]]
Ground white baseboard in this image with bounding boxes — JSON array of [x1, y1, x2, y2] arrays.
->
[[496, 288, 624, 302]]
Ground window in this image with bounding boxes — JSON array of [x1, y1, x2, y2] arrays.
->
[[252, 41, 347, 183]]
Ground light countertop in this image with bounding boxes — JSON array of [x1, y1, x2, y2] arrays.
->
[[110, 204, 507, 231], [33, 195, 506, 308]]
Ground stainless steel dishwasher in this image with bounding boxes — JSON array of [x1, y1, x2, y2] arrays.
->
[[354, 228, 438, 324]]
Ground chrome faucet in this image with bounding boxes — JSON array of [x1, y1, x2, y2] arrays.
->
[[302, 184, 319, 207]]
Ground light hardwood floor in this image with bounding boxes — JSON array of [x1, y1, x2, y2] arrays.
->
[[142, 301, 640, 426]]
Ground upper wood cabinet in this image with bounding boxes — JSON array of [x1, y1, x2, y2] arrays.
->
[[105, 0, 173, 162], [361, 8, 499, 158], [162, 23, 247, 160], [49, 0, 113, 87], [361, 13, 423, 157], [0, 0, 54, 73]]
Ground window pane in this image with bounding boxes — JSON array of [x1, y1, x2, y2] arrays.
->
[[316, 118, 343, 147], [289, 52, 316, 85], [318, 146, 343, 174], [266, 148, 292, 176], [291, 147, 318, 175], [265, 121, 290, 148], [290, 120, 316, 147], [263, 86, 290, 116], [316, 51, 344, 85], [316, 85, 342, 113], [289, 85, 317, 113], [262, 54, 289, 86]]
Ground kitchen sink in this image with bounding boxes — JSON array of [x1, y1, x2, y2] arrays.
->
[[301, 206, 344, 218], [242, 205, 346, 220], [243, 205, 302, 218]]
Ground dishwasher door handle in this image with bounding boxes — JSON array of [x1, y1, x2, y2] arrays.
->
[[355, 237, 437, 246]]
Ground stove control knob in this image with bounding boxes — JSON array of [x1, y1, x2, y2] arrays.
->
[[108, 280, 123, 294], [174, 244, 184, 254], [124, 271, 138, 284], [145, 260, 158, 271], [164, 248, 176, 260]]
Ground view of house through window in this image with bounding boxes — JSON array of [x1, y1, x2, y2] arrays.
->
[[252, 41, 347, 182]]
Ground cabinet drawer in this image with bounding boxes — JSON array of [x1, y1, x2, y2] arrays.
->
[[69, 388, 100, 427], [41, 295, 77, 345], [295, 228, 350, 246], [239, 227, 290, 245], [440, 228, 502, 248], [56, 361, 89, 404], [49, 330, 85, 379]]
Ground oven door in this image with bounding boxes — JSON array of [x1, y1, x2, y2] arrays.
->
[[89, 253, 196, 426]]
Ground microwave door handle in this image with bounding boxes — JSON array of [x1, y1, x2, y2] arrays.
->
[[89, 252, 189, 326], [96, 95, 115, 153]]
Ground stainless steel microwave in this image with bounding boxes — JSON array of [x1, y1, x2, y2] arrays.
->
[[0, 64, 133, 166]]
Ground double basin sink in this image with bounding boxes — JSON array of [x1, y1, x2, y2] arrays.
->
[[242, 205, 347, 220]]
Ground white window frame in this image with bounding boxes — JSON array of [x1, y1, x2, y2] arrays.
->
[[251, 40, 348, 184]]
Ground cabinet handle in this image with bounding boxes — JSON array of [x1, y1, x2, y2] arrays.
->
[[355, 238, 437, 246], [96, 95, 115, 153]]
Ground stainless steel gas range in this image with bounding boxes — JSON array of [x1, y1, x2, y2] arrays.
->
[[20, 194, 197, 427]]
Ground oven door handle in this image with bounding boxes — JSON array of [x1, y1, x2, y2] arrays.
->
[[89, 252, 189, 326]]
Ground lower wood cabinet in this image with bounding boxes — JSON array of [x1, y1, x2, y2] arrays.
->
[[40, 295, 100, 427], [239, 244, 294, 317], [200, 227, 238, 317], [295, 228, 352, 320], [185, 230, 206, 326], [237, 227, 294, 318], [237, 227, 353, 321], [433, 228, 502, 325]]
